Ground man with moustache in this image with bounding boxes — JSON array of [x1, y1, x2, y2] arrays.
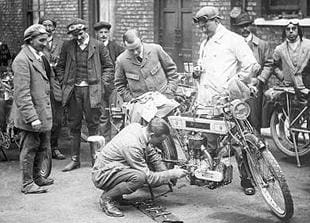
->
[[94, 21, 124, 142], [12, 24, 54, 194], [39, 16, 66, 160], [56, 18, 114, 171]]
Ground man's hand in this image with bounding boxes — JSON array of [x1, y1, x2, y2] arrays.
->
[[192, 65, 202, 79], [169, 168, 188, 179], [31, 119, 42, 131]]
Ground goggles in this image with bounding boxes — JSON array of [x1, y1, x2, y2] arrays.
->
[[67, 24, 86, 34], [193, 15, 215, 24], [285, 19, 299, 26]]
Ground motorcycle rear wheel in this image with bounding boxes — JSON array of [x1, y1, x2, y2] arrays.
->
[[159, 134, 178, 169], [245, 134, 294, 221], [270, 109, 310, 157]]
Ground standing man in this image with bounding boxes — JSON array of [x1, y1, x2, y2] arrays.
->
[[273, 19, 310, 94], [233, 12, 273, 134], [56, 18, 114, 172], [115, 29, 179, 102], [12, 24, 54, 194], [92, 117, 187, 217], [39, 16, 65, 160], [94, 21, 124, 142], [193, 6, 259, 195]]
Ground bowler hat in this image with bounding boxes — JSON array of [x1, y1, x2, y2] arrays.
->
[[193, 6, 223, 23], [94, 21, 111, 31], [234, 12, 253, 26], [24, 24, 48, 42], [67, 18, 87, 34]]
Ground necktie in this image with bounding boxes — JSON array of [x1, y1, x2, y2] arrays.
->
[[136, 56, 143, 63], [41, 55, 51, 80]]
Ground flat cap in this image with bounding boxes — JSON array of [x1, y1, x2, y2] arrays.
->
[[67, 18, 87, 34], [24, 24, 48, 42], [194, 6, 223, 23], [234, 12, 253, 26], [94, 21, 111, 30], [39, 16, 57, 27]]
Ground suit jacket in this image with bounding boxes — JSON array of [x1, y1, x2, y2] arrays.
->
[[248, 34, 273, 82], [273, 38, 310, 89], [106, 40, 124, 66], [12, 45, 52, 132], [115, 43, 178, 102], [56, 37, 114, 108], [43, 36, 63, 102]]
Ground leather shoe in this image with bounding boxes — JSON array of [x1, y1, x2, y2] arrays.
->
[[52, 149, 66, 160], [21, 182, 48, 194], [241, 179, 255, 196], [99, 197, 124, 217], [34, 177, 54, 186], [62, 160, 80, 172]]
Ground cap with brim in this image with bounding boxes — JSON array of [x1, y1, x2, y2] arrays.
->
[[67, 18, 87, 34], [39, 16, 57, 27], [193, 6, 223, 23], [24, 24, 48, 42], [234, 12, 253, 26], [124, 38, 141, 50], [94, 21, 111, 31]]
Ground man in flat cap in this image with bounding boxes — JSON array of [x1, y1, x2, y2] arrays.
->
[[115, 29, 178, 102], [39, 16, 66, 160], [56, 18, 114, 172], [94, 21, 124, 142], [12, 24, 54, 194], [193, 6, 259, 195], [233, 12, 273, 136]]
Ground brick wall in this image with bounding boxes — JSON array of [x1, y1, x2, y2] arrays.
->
[[0, 0, 24, 57], [114, 0, 155, 44]]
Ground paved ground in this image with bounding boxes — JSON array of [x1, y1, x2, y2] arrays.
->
[[0, 128, 310, 223]]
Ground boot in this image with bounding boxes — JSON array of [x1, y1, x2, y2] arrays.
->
[[88, 135, 105, 167], [99, 196, 124, 217], [62, 155, 80, 172], [62, 133, 81, 172], [89, 140, 99, 167]]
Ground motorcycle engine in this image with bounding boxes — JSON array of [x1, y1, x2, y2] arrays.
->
[[187, 133, 233, 188]]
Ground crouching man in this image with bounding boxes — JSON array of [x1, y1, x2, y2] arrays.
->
[[92, 117, 187, 217]]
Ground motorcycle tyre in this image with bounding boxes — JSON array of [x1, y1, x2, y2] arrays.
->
[[159, 134, 178, 170], [39, 148, 52, 178], [245, 134, 294, 221], [270, 109, 310, 157]]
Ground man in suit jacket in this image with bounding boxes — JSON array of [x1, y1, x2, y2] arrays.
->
[[39, 16, 65, 160], [115, 29, 179, 102], [56, 18, 114, 172], [94, 21, 124, 142], [273, 19, 310, 93], [12, 24, 54, 194]]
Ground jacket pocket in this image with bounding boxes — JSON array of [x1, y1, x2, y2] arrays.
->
[[150, 63, 161, 76], [126, 72, 140, 80]]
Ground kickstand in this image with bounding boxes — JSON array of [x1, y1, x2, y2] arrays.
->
[[291, 130, 301, 168]]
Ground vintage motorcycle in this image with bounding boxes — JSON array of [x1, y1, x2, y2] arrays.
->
[[267, 84, 310, 167], [0, 71, 52, 178], [107, 87, 294, 221]]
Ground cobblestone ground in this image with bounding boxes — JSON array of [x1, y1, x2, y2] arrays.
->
[[0, 128, 310, 223]]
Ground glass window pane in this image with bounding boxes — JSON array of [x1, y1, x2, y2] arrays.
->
[[164, 0, 178, 9], [163, 12, 176, 47], [182, 0, 192, 8], [270, 0, 299, 6]]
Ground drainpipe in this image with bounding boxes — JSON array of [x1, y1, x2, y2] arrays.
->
[[242, 0, 247, 11], [78, 0, 82, 18]]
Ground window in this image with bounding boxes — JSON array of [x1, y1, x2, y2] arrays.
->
[[26, 0, 46, 26], [264, 0, 308, 18]]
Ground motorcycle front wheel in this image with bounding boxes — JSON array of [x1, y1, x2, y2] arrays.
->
[[270, 109, 310, 157], [159, 134, 178, 169], [39, 148, 52, 178], [245, 134, 294, 221]]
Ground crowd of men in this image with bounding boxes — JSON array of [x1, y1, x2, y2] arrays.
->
[[4, 5, 310, 218]]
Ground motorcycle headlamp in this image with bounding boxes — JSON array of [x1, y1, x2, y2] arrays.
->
[[230, 99, 250, 120]]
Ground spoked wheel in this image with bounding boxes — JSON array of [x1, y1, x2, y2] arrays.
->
[[159, 135, 178, 169], [270, 109, 310, 157], [39, 148, 52, 178], [245, 134, 294, 221]]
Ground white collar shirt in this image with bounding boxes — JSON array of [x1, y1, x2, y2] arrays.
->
[[28, 45, 44, 61], [196, 23, 258, 105], [78, 34, 89, 50]]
